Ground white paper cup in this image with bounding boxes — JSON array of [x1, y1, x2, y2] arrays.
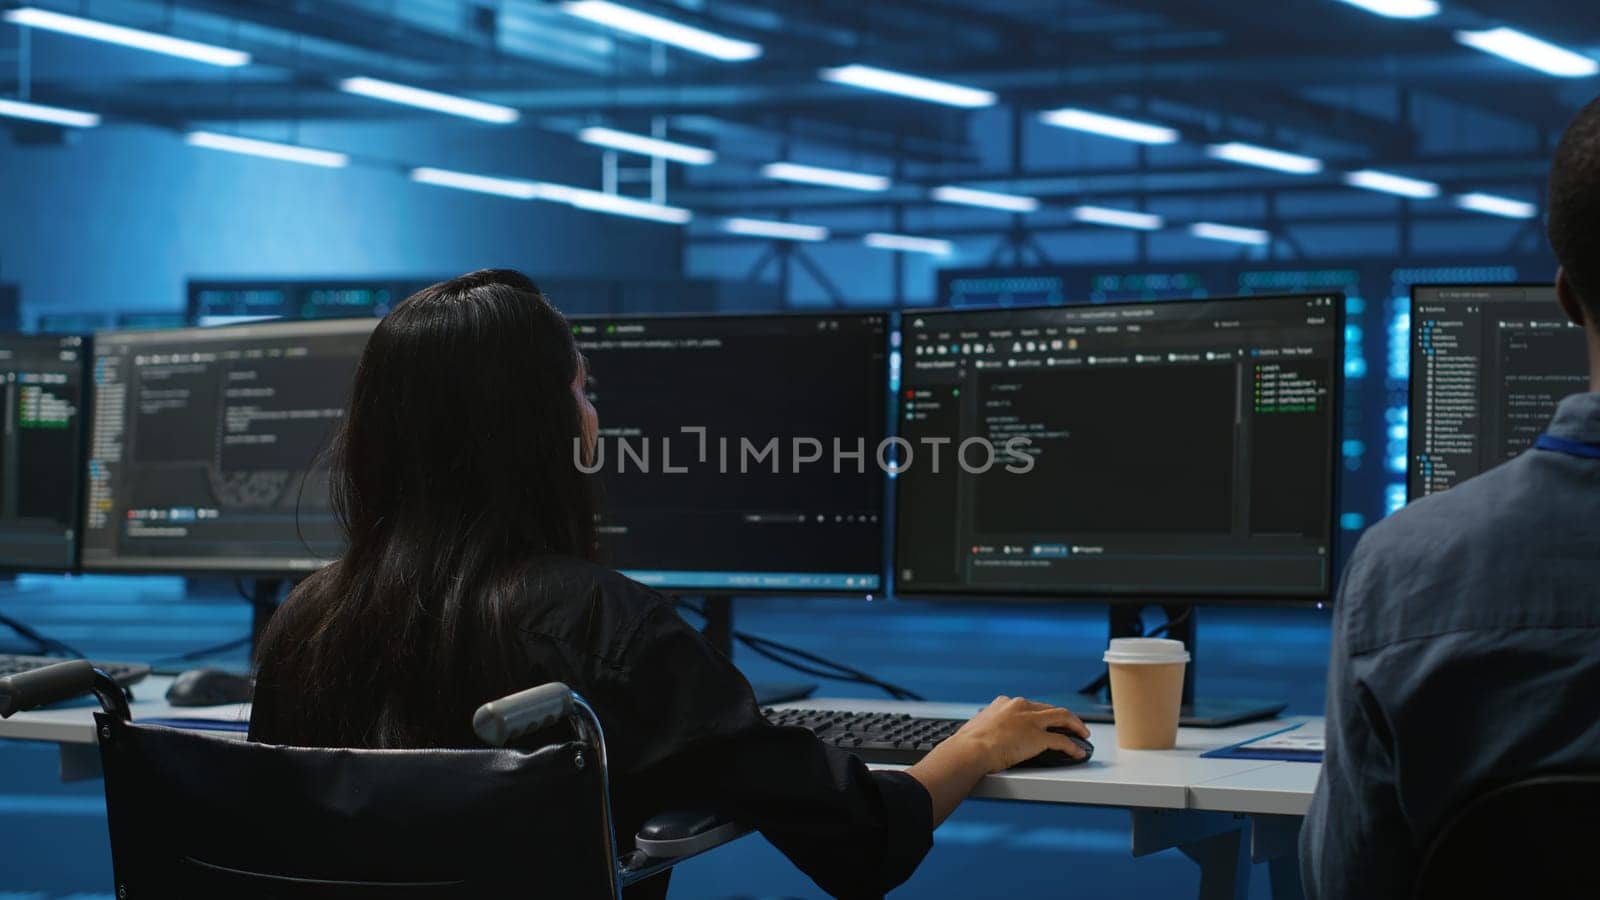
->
[[1104, 638, 1190, 750]]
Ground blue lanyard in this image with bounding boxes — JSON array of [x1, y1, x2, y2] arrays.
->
[[1534, 434, 1600, 459]]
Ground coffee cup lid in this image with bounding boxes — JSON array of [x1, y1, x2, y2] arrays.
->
[[1103, 637, 1190, 665]]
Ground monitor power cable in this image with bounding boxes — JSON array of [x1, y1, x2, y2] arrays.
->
[[149, 580, 271, 672], [1075, 606, 1194, 700], [672, 599, 925, 702], [151, 636, 254, 669], [0, 608, 86, 659]]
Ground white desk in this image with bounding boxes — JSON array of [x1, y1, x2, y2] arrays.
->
[[1191, 760, 1320, 817], [780, 699, 1320, 900], [0, 687, 1319, 900], [0, 675, 249, 778]]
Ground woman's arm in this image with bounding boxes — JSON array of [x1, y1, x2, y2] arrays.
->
[[906, 696, 1091, 825], [593, 598, 1089, 897]]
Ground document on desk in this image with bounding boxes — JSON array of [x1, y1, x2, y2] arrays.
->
[[1200, 721, 1324, 762], [139, 703, 252, 733]]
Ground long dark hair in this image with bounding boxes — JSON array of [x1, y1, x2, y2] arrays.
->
[[255, 269, 597, 748]]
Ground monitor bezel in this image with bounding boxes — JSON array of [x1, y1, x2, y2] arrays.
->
[[570, 308, 893, 600], [78, 317, 379, 577], [1405, 281, 1560, 504], [0, 333, 93, 575], [890, 291, 1345, 610]]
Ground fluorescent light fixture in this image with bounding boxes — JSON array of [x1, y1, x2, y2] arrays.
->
[[3, 6, 250, 67], [410, 167, 543, 199], [538, 184, 692, 224], [723, 217, 830, 241], [1189, 222, 1272, 246], [560, 1, 761, 61], [820, 64, 995, 108], [185, 131, 348, 168], [1206, 142, 1324, 175], [930, 185, 1039, 213], [1330, 0, 1439, 19], [1072, 205, 1165, 231], [761, 161, 890, 192], [577, 126, 715, 165], [1344, 168, 1440, 198], [1038, 107, 1180, 145], [0, 97, 99, 128], [1456, 192, 1538, 219], [864, 232, 953, 255], [1455, 27, 1599, 78], [339, 77, 519, 124]]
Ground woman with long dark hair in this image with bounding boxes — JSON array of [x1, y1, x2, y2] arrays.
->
[[250, 269, 1089, 899]]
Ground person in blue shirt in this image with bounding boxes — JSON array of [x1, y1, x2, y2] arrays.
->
[[1301, 94, 1600, 898]]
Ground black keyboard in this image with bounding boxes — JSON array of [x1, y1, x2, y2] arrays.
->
[[764, 707, 965, 765], [0, 654, 151, 689]]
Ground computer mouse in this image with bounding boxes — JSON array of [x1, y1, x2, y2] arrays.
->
[[1014, 728, 1095, 768], [166, 667, 253, 707]]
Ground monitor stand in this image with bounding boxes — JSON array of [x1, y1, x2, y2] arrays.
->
[[248, 578, 288, 655], [1073, 604, 1286, 729], [697, 595, 817, 707]]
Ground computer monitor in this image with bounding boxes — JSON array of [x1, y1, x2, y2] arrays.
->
[[573, 312, 888, 595], [0, 335, 88, 571], [118, 312, 195, 331], [80, 318, 376, 574], [187, 283, 294, 326], [896, 293, 1342, 603], [1408, 284, 1586, 499], [187, 280, 417, 326], [36, 312, 109, 334], [894, 293, 1344, 725]]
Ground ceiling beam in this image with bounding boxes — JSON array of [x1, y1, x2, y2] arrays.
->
[[670, 153, 1548, 210]]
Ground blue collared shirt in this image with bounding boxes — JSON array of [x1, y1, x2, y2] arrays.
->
[[1302, 391, 1600, 899]]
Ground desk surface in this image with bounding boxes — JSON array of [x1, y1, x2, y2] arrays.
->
[[0, 687, 1320, 816], [1189, 759, 1322, 817], [778, 699, 1321, 816], [0, 675, 249, 745]]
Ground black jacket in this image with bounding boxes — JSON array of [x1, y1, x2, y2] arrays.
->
[[250, 555, 933, 899]]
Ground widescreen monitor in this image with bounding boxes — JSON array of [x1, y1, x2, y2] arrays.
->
[[81, 319, 375, 573], [894, 293, 1343, 604], [1408, 284, 1585, 499], [574, 313, 888, 594]]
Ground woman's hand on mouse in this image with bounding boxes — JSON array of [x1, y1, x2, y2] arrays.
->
[[906, 695, 1089, 825], [948, 696, 1091, 772]]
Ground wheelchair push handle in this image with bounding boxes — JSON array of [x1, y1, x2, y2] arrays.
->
[[0, 659, 108, 718], [472, 682, 574, 747]]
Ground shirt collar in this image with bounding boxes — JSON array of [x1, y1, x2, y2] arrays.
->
[[1547, 391, 1600, 444]]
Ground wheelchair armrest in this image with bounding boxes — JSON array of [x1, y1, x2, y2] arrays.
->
[[619, 810, 751, 886], [634, 810, 750, 859]]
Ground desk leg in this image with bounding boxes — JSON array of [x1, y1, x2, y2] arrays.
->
[[58, 743, 102, 782], [1249, 815, 1304, 900], [1130, 809, 1250, 900]]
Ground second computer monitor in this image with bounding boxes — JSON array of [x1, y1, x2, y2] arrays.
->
[[81, 318, 376, 573], [574, 313, 888, 593], [1408, 284, 1586, 498], [895, 293, 1342, 602]]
